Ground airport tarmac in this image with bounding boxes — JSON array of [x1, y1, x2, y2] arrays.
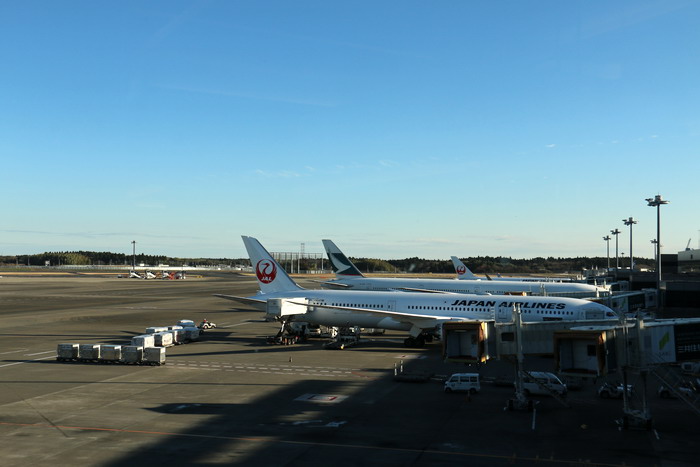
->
[[0, 274, 699, 466]]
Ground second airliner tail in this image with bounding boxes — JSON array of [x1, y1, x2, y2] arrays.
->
[[450, 256, 480, 280], [322, 239, 365, 277]]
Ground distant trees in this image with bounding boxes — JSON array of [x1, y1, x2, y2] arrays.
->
[[0, 251, 653, 274], [0, 251, 241, 268]]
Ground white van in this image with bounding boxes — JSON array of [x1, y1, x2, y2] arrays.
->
[[520, 371, 567, 396], [444, 373, 480, 394]]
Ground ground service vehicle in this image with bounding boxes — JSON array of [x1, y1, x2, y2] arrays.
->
[[598, 382, 634, 399], [658, 380, 699, 399], [521, 371, 567, 396], [199, 320, 216, 329], [444, 373, 480, 393]]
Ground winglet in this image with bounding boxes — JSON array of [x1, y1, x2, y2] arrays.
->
[[450, 256, 479, 280], [322, 239, 365, 277]]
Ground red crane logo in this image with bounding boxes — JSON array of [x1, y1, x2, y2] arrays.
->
[[256, 259, 277, 284]]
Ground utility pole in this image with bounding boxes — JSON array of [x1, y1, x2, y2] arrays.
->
[[603, 235, 611, 270], [646, 195, 670, 310], [611, 229, 621, 269], [623, 217, 638, 270]]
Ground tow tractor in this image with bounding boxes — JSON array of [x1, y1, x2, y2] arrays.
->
[[199, 319, 217, 330]]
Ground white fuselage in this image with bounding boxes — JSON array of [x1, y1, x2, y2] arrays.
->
[[326, 276, 604, 298], [261, 289, 616, 331]]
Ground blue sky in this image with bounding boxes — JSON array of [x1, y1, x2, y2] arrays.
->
[[1, 1, 698, 260]]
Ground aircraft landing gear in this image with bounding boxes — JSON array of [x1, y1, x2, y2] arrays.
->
[[403, 335, 426, 348]]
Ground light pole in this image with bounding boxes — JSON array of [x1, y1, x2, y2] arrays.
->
[[611, 229, 621, 269], [646, 194, 670, 309], [131, 240, 136, 270], [603, 235, 611, 269], [623, 217, 638, 270]]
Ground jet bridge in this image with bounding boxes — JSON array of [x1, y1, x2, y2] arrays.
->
[[442, 321, 490, 363], [554, 326, 619, 377]]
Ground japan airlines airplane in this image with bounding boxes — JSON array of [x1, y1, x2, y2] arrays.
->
[[322, 239, 606, 298], [451, 256, 571, 283], [215, 236, 617, 347]]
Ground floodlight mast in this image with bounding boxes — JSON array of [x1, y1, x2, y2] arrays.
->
[[646, 195, 669, 309], [622, 217, 638, 270], [603, 235, 611, 270], [610, 229, 621, 269], [131, 240, 136, 270]]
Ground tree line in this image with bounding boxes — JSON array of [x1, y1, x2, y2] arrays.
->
[[0, 251, 651, 273], [0, 251, 236, 267]]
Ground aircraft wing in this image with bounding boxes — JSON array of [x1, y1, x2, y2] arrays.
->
[[394, 287, 457, 294], [394, 287, 493, 296], [285, 300, 478, 323], [319, 280, 351, 289], [213, 294, 267, 311]]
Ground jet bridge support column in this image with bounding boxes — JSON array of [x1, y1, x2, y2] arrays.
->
[[507, 305, 534, 411], [618, 317, 652, 430]]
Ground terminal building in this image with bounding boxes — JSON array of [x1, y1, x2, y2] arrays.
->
[[584, 249, 700, 319]]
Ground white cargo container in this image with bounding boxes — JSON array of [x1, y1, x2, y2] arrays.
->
[[184, 327, 200, 341], [78, 344, 100, 361], [132, 334, 156, 348], [177, 319, 195, 327], [143, 346, 166, 365], [172, 329, 187, 344], [56, 343, 79, 361], [154, 331, 174, 347], [168, 325, 183, 331], [100, 345, 122, 362], [121, 345, 144, 363], [146, 326, 169, 334]]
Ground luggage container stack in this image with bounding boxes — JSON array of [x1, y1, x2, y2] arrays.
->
[[56, 343, 79, 362], [78, 344, 100, 362], [143, 347, 166, 366], [55, 318, 200, 366], [56, 343, 163, 365], [183, 327, 200, 342], [99, 345, 122, 363], [121, 345, 144, 363], [132, 334, 156, 348], [153, 331, 174, 347]]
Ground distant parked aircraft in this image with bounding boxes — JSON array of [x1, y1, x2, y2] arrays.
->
[[450, 256, 571, 283], [321, 239, 605, 298]]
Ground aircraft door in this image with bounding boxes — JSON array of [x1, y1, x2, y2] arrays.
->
[[496, 306, 512, 323], [387, 300, 396, 311]]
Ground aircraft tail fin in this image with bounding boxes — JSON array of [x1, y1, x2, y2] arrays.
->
[[322, 239, 365, 277], [450, 256, 479, 280], [242, 236, 303, 294]]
